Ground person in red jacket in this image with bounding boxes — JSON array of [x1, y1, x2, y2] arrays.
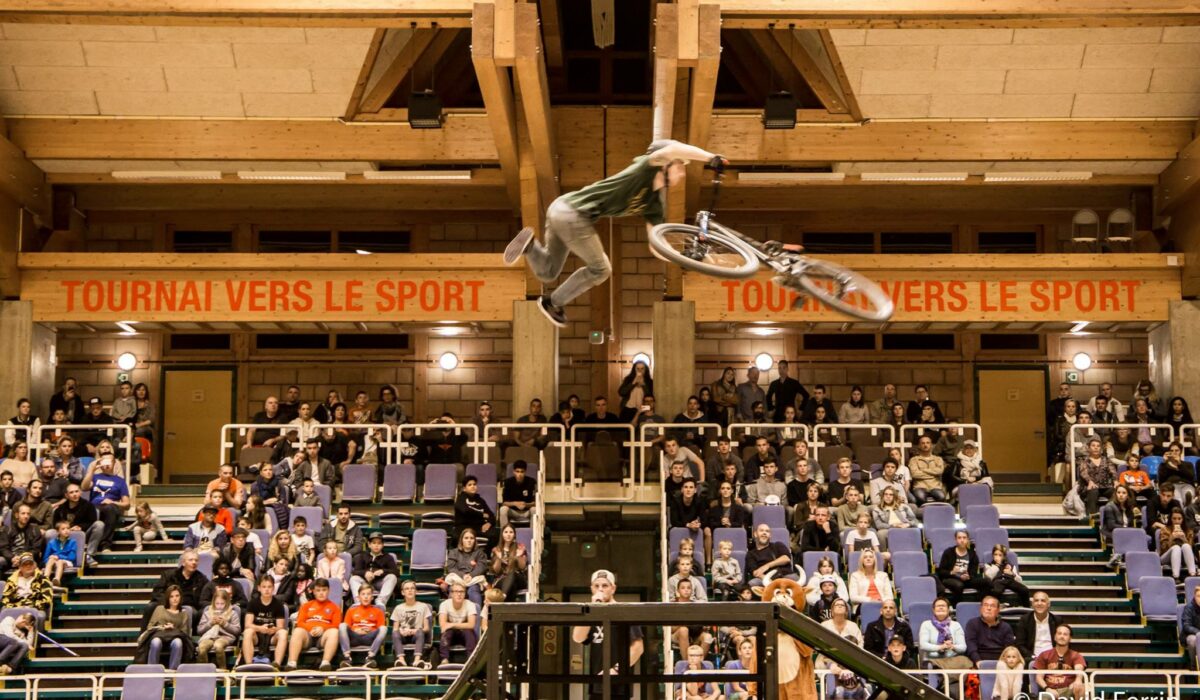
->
[[285, 578, 341, 672]]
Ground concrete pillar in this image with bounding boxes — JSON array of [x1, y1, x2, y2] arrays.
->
[[512, 300, 559, 416], [0, 301, 34, 418], [1149, 300, 1200, 405], [652, 301, 695, 418]]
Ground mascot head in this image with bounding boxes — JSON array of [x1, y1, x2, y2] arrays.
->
[[762, 578, 808, 610]]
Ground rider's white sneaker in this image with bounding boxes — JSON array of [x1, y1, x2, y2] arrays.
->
[[504, 227, 534, 265], [538, 295, 567, 328]]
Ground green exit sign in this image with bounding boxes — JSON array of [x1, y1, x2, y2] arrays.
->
[[589, 331, 605, 345], [1065, 371, 1080, 384]]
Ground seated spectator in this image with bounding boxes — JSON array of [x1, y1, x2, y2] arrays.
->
[[218, 528, 258, 582], [438, 583, 479, 664], [670, 477, 706, 531], [845, 513, 886, 564], [490, 524, 528, 601], [1, 504, 46, 575], [90, 438, 126, 482], [238, 516, 264, 558], [663, 438, 705, 483], [391, 579, 433, 670], [743, 436, 777, 483], [985, 544, 1030, 607], [673, 644, 719, 700], [672, 396, 710, 451], [1159, 441, 1196, 506], [1033, 624, 1086, 699], [51, 436, 83, 485], [0, 612, 34, 676], [1146, 484, 1183, 538], [770, 405, 806, 446], [669, 579, 713, 655], [948, 440, 992, 501], [870, 459, 911, 505], [5, 399, 40, 449], [1078, 438, 1117, 516], [454, 475, 497, 548], [499, 460, 536, 528], [710, 539, 743, 601], [19, 480, 52, 532], [848, 549, 893, 606], [207, 464, 246, 510], [338, 585, 386, 668], [789, 482, 826, 537], [136, 584, 193, 670], [42, 519, 76, 586], [1, 552, 52, 613], [316, 539, 347, 590], [242, 576, 288, 669], [1158, 509, 1197, 580], [883, 635, 917, 672], [828, 458, 864, 508], [706, 461, 745, 507], [704, 481, 749, 563], [871, 486, 918, 550], [744, 460, 787, 514], [3, 443, 34, 489], [937, 530, 986, 605], [908, 435, 948, 505], [291, 516, 316, 566], [840, 386, 869, 425], [805, 563, 844, 612], [81, 453, 130, 556], [245, 396, 287, 451], [293, 478, 322, 511], [801, 385, 837, 424], [918, 597, 971, 675], [140, 550, 208, 631], [185, 505, 228, 554], [630, 395, 665, 447], [51, 485, 96, 567], [1117, 453, 1155, 505], [798, 505, 840, 555], [351, 531, 399, 607], [0, 472, 21, 522], [200, 558, 250, 610], [965, 596, 1017, 664], [512, 398, 547, 449], [278, 386, 302, 422], [1015, 590, 1061, 660], [372, 384, 407, 427], [197, 586, 241, 670], [279, 563, 318, 611], [267, 530, 298, 567], [1100, 485, 1141, 546], [817, 598, 862, 669], [285, 439, 337, 495], [1181, 585, 1200, 673], [745, 523, 799, 588], [289, 402, 321, 442], [443, 528, 488, 607], [809, 406, 840, 446], [664, 461, 688, 499], [722, 636, 757, 700], [241, 497, 267, 532], [317, 409, 357, 472], [319, 504, 364, 557], [863, 599, 913, 658], [667, 556, 707, 602], [125, 501, 169, 553], [784, 440, 820, 482], [705, 437, 744, 486], [933, 425, 964, 464], [785, 457, 820, 507], [834, 487, 869, 532], [285, 578, 341, 672]]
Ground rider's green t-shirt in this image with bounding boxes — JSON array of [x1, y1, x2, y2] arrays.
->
[[561, 154, 665, 225]]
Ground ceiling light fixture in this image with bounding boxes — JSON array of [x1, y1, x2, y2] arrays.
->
[[409, 89, 444, 129], [362, 170, 472, 181], [116, 352, 137, 371], [736, 172, 845, 182], [984, 171, 1093, 182], [1069, 321, 1089, 335], [438, 352, 459, 371], [1072, 352, 1093, 371], [763, 91, 798, 130], [236, 171, 346, 181], [860, 172, 970, 182], [116, 321, 138, 335], [754, 353, 774, 372], [111, 170, 222, 181]]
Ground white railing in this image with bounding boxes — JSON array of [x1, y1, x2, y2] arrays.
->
[[809, 423, 897, 465], [307, 423, 395, 465], [220, 422, 398, 468], [483, 422, 566, 485], [218, 423, 291, 467], [567, 423, 638, 501], [527, 446, 547, 603], [898, 423, 983, 462], [726, 422, 811, 450], [1177, 422, 1200, 453], [35, 423, 134, 471], [639, 421, 723, 483], [2, 424, 31, 449], [395, 423, 480, 466], [1068, 422, 1175, 492]]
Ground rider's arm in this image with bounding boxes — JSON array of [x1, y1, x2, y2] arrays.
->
[[647, 140, 719, 167]]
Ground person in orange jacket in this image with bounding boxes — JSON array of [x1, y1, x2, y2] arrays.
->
[[285, 577, 341, 672]]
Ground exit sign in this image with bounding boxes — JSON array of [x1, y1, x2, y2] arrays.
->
[[1065, 371, 1081, 384]]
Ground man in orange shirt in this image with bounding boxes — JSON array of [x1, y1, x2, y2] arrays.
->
[[338, 584, 387, 668], [195, 490, 235, 536], [206, 464, 245, 510], [285, 578, 341, 672]]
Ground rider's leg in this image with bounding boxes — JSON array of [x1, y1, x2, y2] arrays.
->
[[547, 212, 611, 309], [522, 199, 574, 283]]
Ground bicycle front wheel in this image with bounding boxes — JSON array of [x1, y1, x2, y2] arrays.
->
[[647, 222, 760, 279], [794, 258, 895, 322]]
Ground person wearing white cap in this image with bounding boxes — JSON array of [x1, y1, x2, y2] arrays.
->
[[571, 569, 644, 700], [948, 439, 993, 500]]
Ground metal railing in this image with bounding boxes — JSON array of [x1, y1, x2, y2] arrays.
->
[[2, 424, 31, 449], [1177, 422, 1200, 453], [567, 423, 639, 501], [306, 423, 394, 465], [898, 423, 983, 462], [218, 423, 291, 467], [639, 421, 723, 483], [35, 423, 134, 472], [482, 422, 566, 484], [395, 422, 481, 466], [809, 423, 897, 465], [1067, 422, 1175, 492], [527, 445, 547, 603]]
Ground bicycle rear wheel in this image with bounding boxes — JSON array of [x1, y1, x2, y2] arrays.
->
[[793, 258, 895, 322], [647, 222, 760, 279]]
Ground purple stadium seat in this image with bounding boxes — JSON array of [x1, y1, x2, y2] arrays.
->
[[962, 505, 1000, 530], [925, 528, 958, 563], [859, 601, 883, 627], [516, 528, 532, 553], [668, 528, 704, 569], [847, 550, 862, 574], [409, 529, 448, 572], [887, 528, 924, 553], [423, 464, 458, 503], [251, 529, 270, 556], [174, 663, 218, 700], [771, 527, 789, 550], [978, 660, 998, 700], [313, 483, 332, 515], [905, 602, 933, 642], [122, 664, 166, 700], [289, 506, 324, 536], [466, 464, 497, 512], [922, 503, 957, 531], [974, 527, 1009, 556], [892, 551, 931, 584], [67, 530, 85, 568], [198, 550, 215, 579], [899, 577, 936, 609], [956, 483, 992, 512], [956, 601, 981, 627], [1140, 576, 1181, 621], [752, 505, 786, 531], [236, 578, 251, 601], [1125, 551, 1164, 592], [382, 464, 417, 503], [712, 527, 749, 564], [803, 550, 840, 578], [341, 464, 377, 503], [1185, 576, 1200, 602], [1113, 528, 1152, 557], [506, 461, 539, 480]]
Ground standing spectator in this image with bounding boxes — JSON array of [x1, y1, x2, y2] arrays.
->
[[766, 360, 809, 423], [285, 578, 341, 672], [965, 596, 1017, 664], [711, 367, 739, 426], [617, 361, 653, 423], [454, 475, 496, 548], [51, 485, 97, 567], [3, 443, 34, 488], [499, 460, 536, 528], [132, 383, 156, 444], [278, 385, 302, 422], [1, 553, 53, 613], [48, 378, 84, 424], [868, 385, 901, 425], [318, 504, 364, 557], [314, 390, 342, 425], [391, 579, 433, 669], [937, 530, 986, 605], [1016, 590, 1061, 660], [0, 504, 45, 575], [839, 386, 870, 425], [206, 464, 246, 510], [905, 385, 944, 424], [663, 438, 705, 482], [745, 523, 799, 587], [801, 385, 838, 424], [338, 585, 386, 668], [571, 569, 644, 700], [5, 399, 40, 448], [82, 454, 129, 556], [1181, 585, 1200, 672], [196, 588, 241, 670], [736, 368, 766, 423], [350, 532, 399, 607], [244, 396, 286, 450], [1033, 625, 1087, 699], [908, 435, 948, 504], [437, 582, 478, 666], [863, 599, 914, 658], [242, 576, 288, 669]]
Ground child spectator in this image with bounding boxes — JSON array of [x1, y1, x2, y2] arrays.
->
[[196, 588, 241, 670], [123, 502, 169, 553], [43, 520, 76, 586], [710, 540, 743, 601], [293, 478, 322, 510], [316, 540, 348, 591], [390, 580, 433, 670], [291, 516, 315, 566]]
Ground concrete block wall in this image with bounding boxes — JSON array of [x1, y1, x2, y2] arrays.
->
[[83, 222, 156, 253]]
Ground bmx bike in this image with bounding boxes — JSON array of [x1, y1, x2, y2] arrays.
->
[[647, 166, 894, 322]]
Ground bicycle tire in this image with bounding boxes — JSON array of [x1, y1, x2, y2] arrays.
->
[[793, 258, 895, 322], [647, 222, 760, 279]]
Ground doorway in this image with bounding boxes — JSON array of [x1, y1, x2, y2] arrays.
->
[[975, 367, 1048, 477], [161, 368, 235, 483]]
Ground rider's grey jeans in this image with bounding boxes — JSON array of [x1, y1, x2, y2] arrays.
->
[[525, 197, 612, 309]]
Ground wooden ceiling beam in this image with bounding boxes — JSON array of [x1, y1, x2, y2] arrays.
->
[[684, 3, 722, 212], [0, 0, 472, 26], [0, 130, 50, 222], [1156, 125, 1200, 214], [359, 28, 439, 114], [537, 0, 565, 70], [344, 28, 388, 120], [513, 1, 559, 209], [764, 28, 848, 114], [712, 0, 1200, 28], [471, 1, 521, 209], [652, 3, 680, 141]]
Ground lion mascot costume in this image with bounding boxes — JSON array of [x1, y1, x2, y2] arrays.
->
[[762, 578, 818, 700]]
